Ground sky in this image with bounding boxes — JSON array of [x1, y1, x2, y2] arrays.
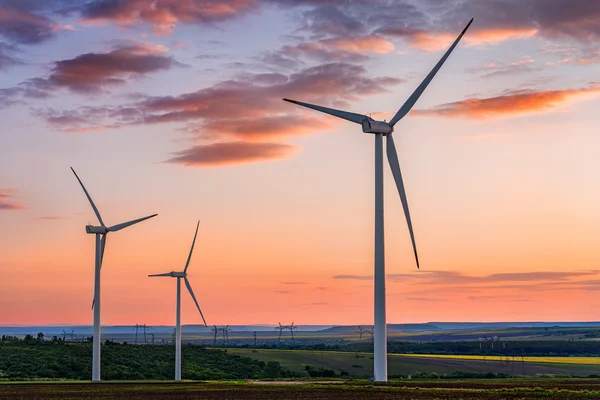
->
[[1, 0, 600, 326]]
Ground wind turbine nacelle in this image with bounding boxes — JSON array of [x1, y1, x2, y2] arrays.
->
[[362, 119, 393, 135], [86, 225, 107, 234]]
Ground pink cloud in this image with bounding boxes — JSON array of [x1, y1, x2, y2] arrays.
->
[[165, 141, 299, 167], [80, 0, 259, 36], [0, 188, 26, 210]]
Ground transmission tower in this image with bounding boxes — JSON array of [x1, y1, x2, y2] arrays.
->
[[276, 322, 297, 344], [134, 324, 148, 344], [211, 325, 219, 346], [223, 325, 232, 345]]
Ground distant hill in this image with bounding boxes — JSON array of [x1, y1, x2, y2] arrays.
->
[[2, 322, 599, 337], [318, 323, 441, 334]]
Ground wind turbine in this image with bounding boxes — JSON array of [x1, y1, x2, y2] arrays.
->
[[71, 167, 157, 381], [283, 19, 473, 382], [149, 221, 207, 381]]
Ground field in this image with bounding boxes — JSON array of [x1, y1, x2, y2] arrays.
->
[[2, 380, 600, 399], [224, 348, 600, 377], [400, 354, 600, 365]]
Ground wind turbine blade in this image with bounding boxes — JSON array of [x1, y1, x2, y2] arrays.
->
[[107, 214, 157, 232], [388, 18, 473, 127], [99, 234, 107, 269], [70, 167, 105, 227], [184, 277, 207, 326], [386, 134, 420, 268], [283, 98, 368, 125], [148, 272, 172, 277], [183, 221, 200, 273], [92, 234, 107, 310]]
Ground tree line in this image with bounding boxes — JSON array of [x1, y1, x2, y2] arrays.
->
[[0, 336, 290, 380]]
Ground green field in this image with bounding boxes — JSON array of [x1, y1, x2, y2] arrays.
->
[[2, 380, 600, 399], [225, 348, 600, 377]]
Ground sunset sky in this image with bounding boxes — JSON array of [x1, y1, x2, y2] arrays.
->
[[1, 0, 600, 326]]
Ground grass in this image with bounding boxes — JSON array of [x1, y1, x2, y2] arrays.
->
[[224, 348, 600, 377], [1, 379, 600, 399]]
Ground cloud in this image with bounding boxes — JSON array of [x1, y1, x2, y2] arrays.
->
[[333, 275, 371, 281], [465, 57, 539, 79], [406, 297, 445, 302], [413, 83, 600, 119], [79, 0, 259, 36], [0, 188, 26, 210], [200, 115, 334, 142], [1, 42, 178, 106], [271, 34, 395, 63], [310, 302, 328, 305], [334, 270, 600, 285], [39, 216, 67, 220], [165, 141, 299, 167], [37, 61, 401, 166], [0, 5, 59, 44], [287, 0, 600, 55], [281, 281, 307, 285], [274, 290, 292, 294], [45, 42, 176, 93], [0, 42, 23, 70], [558, 50, 600, 65]]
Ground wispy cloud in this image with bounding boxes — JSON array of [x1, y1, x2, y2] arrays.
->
[[35, 62, 401, 166], [465, 57, 538, 80], [165, 142, 298, 167], [406, 297, 445, 302], [334, 270, 600, 285], [0, 188, 26, 210], [79, 0, 259, 36]]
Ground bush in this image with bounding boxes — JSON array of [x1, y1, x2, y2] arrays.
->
[[263, 361, 281, 378], [0, 340, 289, 380]]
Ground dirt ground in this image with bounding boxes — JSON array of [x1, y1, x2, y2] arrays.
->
[[1, 380, 600, 400]]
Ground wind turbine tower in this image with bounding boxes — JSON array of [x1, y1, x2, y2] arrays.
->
[[71, 167, 157, 381], [283, 19, 474, 381], [149, 221, 207, 381]]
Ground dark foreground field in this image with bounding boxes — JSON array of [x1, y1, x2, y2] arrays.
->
[[2, 380, 600, 400]]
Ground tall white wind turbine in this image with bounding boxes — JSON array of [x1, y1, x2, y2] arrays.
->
[[283, 19, 473, 382], [71, 167, 157, 381], [149, 221, 207, 381]]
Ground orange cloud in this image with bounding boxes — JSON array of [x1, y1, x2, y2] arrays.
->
[[165, 141, 299, 167], [326, 35, 395, 54], [413, 84, 600, 119], [0, 188, 26, 210], [201, 115, 336, 141], [80, 0, 259, 36], [464, 28, 538, 46], [380, 27, 538, 52]]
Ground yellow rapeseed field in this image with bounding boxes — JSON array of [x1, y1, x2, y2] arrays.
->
[[394, 353, 600, 365]]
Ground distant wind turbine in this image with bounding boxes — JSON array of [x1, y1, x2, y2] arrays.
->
[[71, 167, 157, 381], [149, 221, 207, 381], [283, 19, 474, 382]]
